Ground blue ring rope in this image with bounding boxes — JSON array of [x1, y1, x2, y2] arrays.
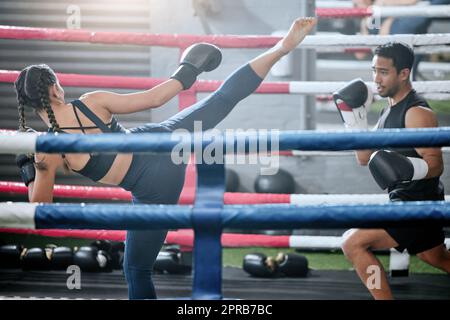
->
[[35, 128, 450, 153], [34, 201, 450, 230]]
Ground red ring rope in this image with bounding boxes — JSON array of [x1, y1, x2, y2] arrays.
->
[[0, 181, 291, 205], [316, 7, 372, 18], [0, 70, 290, 93], [0, 228, 291, 248], [0, 25, 279, 48]]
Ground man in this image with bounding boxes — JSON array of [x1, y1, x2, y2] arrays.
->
[[333, 42, 450, 300]]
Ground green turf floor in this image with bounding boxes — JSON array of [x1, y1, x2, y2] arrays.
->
[[223, 247, 447, 274]]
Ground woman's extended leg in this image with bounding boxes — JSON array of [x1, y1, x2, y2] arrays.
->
[[160, 17, 317, 132], [250, 17, 317, 79]]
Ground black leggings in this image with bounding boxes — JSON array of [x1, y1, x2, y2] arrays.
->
[[121, 63, 263, 299]]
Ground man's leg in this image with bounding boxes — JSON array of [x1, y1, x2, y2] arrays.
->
[[342, 229, 399, 300], [417, 244, 450, 273]]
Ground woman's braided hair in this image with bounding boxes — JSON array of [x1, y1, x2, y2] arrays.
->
[[14, 64, 59, 133], [14, 64, 69, 172], [17, 94, 27, 132]]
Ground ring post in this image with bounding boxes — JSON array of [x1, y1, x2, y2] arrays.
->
[[298, 0, 317, 131], [191, 161, 225, 300]]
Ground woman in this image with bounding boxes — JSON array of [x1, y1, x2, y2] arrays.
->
[[14, 17, 317, 299]]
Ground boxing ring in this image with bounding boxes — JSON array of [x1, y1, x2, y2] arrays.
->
[[1, 5, 450, 300], [1, 129, 450, 299]]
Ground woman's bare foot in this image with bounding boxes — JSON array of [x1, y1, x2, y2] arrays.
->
[[278, 17, 317, 55], [248, 17, 317, 79]]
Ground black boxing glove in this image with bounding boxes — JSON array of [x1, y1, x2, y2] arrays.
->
[[16, 153, 35, 186], [275, 252, 309, 277], [170, 43, 222, 90], [369, 150, 429, 190], [333, 78, 373, 130], [242, 253, 277, 278], [73, 246, 112, 272]]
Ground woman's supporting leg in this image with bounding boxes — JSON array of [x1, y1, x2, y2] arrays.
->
[[123, 229, 168, 299], [160, 17, 317, 132]]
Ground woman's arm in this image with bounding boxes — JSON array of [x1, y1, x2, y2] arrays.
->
[[82, 79, 183, 115], [29, 153, 63, 203]]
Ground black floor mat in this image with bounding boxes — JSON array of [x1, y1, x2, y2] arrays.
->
[[0, 267, 449, 300]]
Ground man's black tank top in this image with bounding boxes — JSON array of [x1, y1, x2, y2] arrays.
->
[[377, 90, 444, 201]]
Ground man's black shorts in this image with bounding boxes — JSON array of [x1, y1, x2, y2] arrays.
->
[[386, 188, 445, 254], [385, 226, 445, 254]]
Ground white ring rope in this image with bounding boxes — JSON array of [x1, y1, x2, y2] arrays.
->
[[302, 33, 450, 48], [413, 46, 450, 55], [0, 202, 37, 229], [0, 132, 37, 154], [317, 1, 431, 8], [289, 194, 450, 205], [315, 45, 450, 54], [317, 60, 450, 73], [372, 5, 450, 18], [289, 236, 450, 251], [253, 147, 450, 158], [289, 81, 450, 95], [317, 1, 450, 17]]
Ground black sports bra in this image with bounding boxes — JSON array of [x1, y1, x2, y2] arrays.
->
[[49, 100, 126, 182]]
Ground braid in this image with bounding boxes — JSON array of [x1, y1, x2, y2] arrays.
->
[[17, 95, 27, 132], [36, 70, 71, 173], [37, 73, 60, 133]]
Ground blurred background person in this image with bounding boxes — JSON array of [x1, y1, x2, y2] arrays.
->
[[353, 0, 450, 79]]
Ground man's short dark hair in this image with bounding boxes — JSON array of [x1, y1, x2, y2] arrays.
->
[[374, 42, 415, 74]]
